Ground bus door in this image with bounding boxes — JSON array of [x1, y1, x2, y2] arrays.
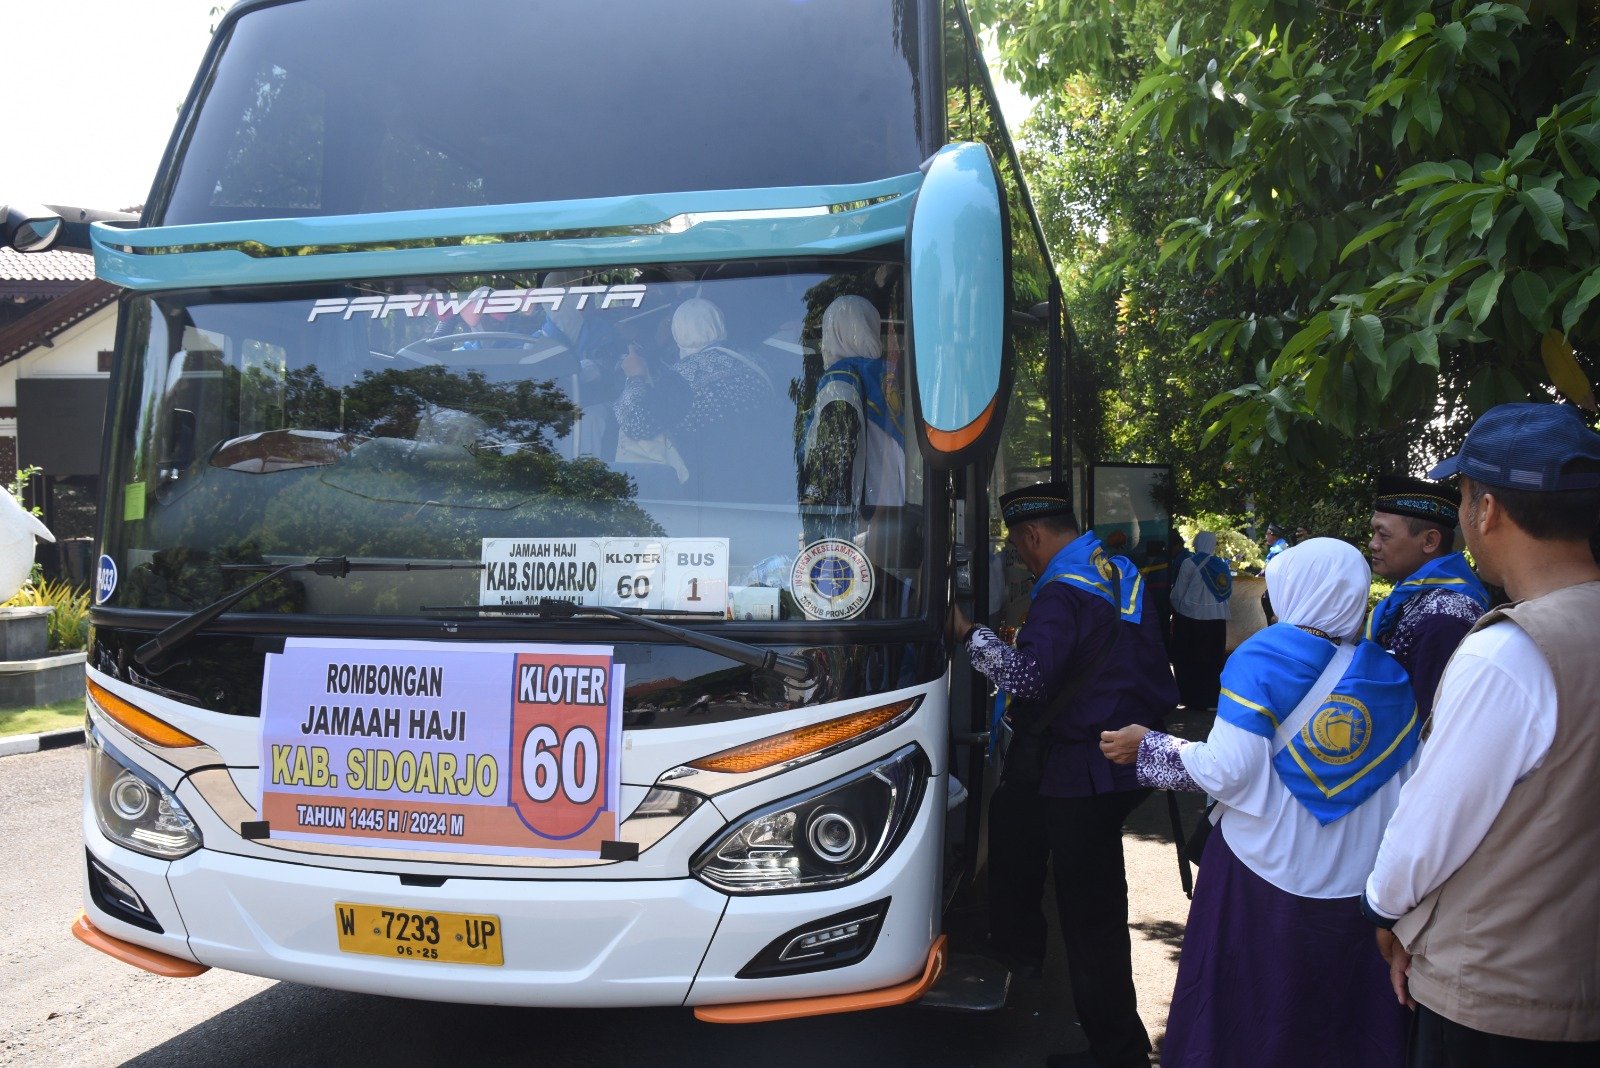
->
[[1086, 462, 1177, 638]]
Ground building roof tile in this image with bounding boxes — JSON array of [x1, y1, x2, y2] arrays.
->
[[0, 246, 97, 283], [0, 280, 118, 367]]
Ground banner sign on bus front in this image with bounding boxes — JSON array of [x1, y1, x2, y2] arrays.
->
[[479, 537, 729, 613], [258, 638, 623, 857]]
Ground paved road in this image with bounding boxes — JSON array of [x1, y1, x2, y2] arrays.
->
[[1, 744, 1198, 1067]]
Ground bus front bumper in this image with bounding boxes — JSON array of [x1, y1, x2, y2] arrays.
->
[[77, 784, 943, 1010]]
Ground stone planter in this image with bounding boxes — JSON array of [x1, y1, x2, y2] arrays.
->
[[0, 605, 51, 661], [0, 651, 87, 708], [0, 605, 87, 709], [1227, 575, 1270, 652]]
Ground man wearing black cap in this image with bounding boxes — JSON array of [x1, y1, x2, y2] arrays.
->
[[1364, 403, 1600, 1065], [950, 482, 1175, 1068], [1259, 522, 1290, 623], [1365, 475, 1490, 717], [1263, 521, 1290, 560]]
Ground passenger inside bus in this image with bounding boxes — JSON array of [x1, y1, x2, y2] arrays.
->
[[613, 296, 784, 499], [536, 269, 626, 459], [797, 294, 906, 543]]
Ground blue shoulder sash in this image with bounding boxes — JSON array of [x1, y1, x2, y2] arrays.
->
[[1365, 551, 1489, 643], [812, 356, 905, 446], [1033, 533, 1144, 623], [1219, 626, 1419, 825], [988, 533, 1144, 738], [1196, 554, 1232, 602]]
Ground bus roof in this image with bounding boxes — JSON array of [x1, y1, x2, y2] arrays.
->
[[153, 0, 942, 227]]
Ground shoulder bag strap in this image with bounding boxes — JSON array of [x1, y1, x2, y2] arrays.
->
[[1271, 640, 1357, 754]]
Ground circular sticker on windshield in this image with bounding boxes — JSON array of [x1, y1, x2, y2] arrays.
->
[[791, 539, 874, 621], [95, 555, 118, 605]]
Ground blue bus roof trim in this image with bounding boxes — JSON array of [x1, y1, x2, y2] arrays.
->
[[92, 174, 922, 291]]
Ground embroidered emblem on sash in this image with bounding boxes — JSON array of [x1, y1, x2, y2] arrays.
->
[[1092, 547, 1115, 581], [1301, 694, 1372, 766]]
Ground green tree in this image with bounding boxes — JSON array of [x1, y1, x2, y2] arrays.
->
[[978, 0, 1599, 484], [974, 0, 1389, 539]]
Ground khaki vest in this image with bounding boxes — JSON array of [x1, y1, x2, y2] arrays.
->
[[1395, 580, 1600, 1041]]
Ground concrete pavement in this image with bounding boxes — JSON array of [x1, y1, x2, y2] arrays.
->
[[1, 743, 1200, 1066]]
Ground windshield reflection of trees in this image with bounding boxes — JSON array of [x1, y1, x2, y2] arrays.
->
[[123, 261, 921, 616], [132, 358, 660, 611]]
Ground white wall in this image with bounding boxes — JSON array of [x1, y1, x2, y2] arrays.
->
[[0, 305, 116, 439]]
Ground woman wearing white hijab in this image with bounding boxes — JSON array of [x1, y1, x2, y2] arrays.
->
[[614, 297, 775, 489], [799, 295, 905, 533], [1101, 538, 1419, 1068]]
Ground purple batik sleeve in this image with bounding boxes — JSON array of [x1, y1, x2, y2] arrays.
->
[[964, 584, 1089, 702], [966, 625, 1045, 699], [1135, 731, 1203, 792]]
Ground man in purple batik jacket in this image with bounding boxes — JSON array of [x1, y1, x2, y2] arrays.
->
[[950, 482, 1175, 1068], [1365, 475, 1491, 717]]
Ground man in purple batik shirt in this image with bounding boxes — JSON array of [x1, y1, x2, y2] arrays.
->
[[1366, 475, 1491, 717], [950, 482, 1174, 1068]]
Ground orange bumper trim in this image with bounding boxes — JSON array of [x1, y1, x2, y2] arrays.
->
[[693, 934, 947, 1024], [72, 912, 210, 978]]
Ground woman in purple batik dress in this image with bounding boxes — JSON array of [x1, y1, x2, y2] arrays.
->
[[1101, 539, 1420, 1068]]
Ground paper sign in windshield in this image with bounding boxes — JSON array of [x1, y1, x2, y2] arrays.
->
[[480, 537, 729, 613], [259, 638, 622, 857]]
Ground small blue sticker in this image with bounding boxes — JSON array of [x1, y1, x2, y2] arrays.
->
[[96, 555, 118, 605]]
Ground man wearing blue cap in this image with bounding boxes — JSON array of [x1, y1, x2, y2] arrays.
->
[[950, 482, 1175, 1068], [1365, 475, 1490, 717], [1364, 403, 1600, 1065]]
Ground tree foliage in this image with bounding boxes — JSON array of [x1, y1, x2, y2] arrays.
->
[[978, 0, 1600, 485], [974, 0, 1387, 536]]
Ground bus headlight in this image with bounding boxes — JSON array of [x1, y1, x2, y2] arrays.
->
[[691, 744, 927, 894], [88, 729, 202, 859]]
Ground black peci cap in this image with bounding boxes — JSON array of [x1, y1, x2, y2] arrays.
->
[[1374, 475, 1459, 528], [999, 483, 1076, 528]]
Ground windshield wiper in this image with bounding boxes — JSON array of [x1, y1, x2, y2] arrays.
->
[[422, 599, 813, 683], [133, 557, 484, 669]]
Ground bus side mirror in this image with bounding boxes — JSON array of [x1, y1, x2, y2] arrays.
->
[[3, 203, 137, 253], [903, 142, 1010, 469], [2, 204, 63, 253]]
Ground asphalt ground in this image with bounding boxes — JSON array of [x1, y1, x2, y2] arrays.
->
[[1, 736, 1207, 1067]]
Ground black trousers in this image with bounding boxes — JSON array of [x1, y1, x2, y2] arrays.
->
[[989, 781, 1152, 1068], [1170, 613, 1226, 709], [1410, 1003, 1600, 1067]]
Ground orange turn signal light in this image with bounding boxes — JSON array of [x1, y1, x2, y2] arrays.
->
[[687, 698, 919, 775], [87, 679, 202, 748]]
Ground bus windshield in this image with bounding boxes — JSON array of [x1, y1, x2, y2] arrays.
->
[[102, 259, 927, 623], [158, 0, 930, 225]]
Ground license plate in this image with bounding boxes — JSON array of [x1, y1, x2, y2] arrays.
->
[[334, 902, 503, 966]]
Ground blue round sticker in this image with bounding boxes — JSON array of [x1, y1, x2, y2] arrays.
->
[[95, 554, 118, 605]]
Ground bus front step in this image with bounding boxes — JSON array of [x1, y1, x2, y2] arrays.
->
[[916, 952, 1010, 1013]]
